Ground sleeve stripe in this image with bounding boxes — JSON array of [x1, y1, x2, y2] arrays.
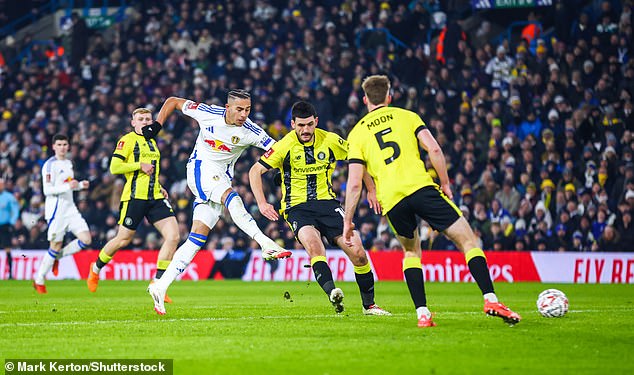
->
[[258, 160, 272, 169], [414, 124, 427, 136], [348, 158, 366, 165], [112, 154, 125, 160]]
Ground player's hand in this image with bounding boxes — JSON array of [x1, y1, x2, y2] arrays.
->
[[367, 190, 382, 215], [160, 187, 169, 199], [140, 163, 155, 175], [141, 121, 163, 140], [258, 202, 279, 221], [68, 179, 79, 189], [343, 221, 355, 247], [80, 180, 90, 190], [441, 183, 453, 200]]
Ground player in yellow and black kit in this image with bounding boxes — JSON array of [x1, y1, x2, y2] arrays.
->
[[87, 108, 179, 300], [249, 100, 390, 315], [342, 75, 521, 327]]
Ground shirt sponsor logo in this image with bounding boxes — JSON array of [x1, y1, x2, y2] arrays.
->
[[204, 139, 232, 152]]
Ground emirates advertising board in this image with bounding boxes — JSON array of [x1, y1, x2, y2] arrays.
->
[[2, 250, 633, 284]]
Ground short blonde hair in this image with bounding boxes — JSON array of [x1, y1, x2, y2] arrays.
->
[[361, 75, 390, 105], [132, 107, 152, 118]]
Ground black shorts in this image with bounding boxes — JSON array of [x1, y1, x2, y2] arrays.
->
[[386, 186, 461, 239], [118, 198, 175, 230], [285, 200, 344, 245], [0, 224, 12, 248]]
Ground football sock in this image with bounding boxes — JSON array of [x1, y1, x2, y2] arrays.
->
[[225, 192, 270, 245], [35, 248, 59, 284], [311, 256, 335, 296], [155, 233, 206, 290], [354, 263, 375, 308], [403, 256, 427, 308], [94, 250, 113, 273], [155, 260, 171, 279], [60, 239, 88, 258], [465, 248, 495, 295]]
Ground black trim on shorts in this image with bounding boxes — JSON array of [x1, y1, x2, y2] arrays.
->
[[386, 186, 461, 239]]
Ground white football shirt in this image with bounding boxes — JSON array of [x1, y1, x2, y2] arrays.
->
[[41, 157, 80, 222], [181, 100, 274, 179]]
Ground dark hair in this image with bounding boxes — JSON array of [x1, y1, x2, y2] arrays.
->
[[52, 134, 69, 143], [227, 89, 251, 101], [291, 101, 316, 120]]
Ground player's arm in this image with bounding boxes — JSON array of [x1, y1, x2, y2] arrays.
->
[[42, 163, 72, 196], [155, 97, 187, 125], [140, 97, 188, 140], [362, 171, 381, 215], [110, 137, 143, 175], [417, 128, 453, 200], [248, 161, 279, 221], [343, 162, 365, 246]]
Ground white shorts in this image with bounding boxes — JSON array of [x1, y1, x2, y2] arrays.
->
[[192, 201, 223, 230], [47, 211, 89, 242], [187, 161, 232, 204]]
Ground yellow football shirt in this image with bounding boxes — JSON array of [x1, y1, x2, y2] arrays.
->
[[260, 128, 347, 214], [111, 132, 164, 201], [347, 106, 436, 213]]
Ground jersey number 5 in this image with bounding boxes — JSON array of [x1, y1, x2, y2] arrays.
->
[[374, 128, 401, 165]]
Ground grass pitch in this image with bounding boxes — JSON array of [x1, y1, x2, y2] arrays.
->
[[1, 280, 632, 374]]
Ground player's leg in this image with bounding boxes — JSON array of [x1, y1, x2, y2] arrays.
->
[[61, 213, 92, 258], [148, 199, 179, 281], [443, 217, 521, 324], [220, 187, 291, 260], [87, 225, 135, 292], [149, 202, 219, 315], [334, 232, 391, 316], [386, 197, 435, 327], [34, 217, 68, 292], [33, 239, 63, 293], [296, 224, 344, 313], [88, 200, 143, 292]]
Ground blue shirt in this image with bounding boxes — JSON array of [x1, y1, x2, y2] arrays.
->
[[0, 191, 19, 226]]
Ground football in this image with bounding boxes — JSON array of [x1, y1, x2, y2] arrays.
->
[[537, 289, 569, 317]]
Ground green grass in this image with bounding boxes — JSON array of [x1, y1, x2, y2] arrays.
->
[[1, 280, 632, 374]]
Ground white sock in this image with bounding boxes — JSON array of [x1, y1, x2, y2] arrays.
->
[[155, 233, 205, 290], [484, 293, 498, 302], [92, 263, 100, 274], [60, 239, 88, 258], [225, 192, 268, 245], [416, 306, 431, 319], [35, 248, 59, 284]]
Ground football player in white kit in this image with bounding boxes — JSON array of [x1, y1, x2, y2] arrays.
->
[[147, 89, 291, 314], [33, 134, 92, 293]]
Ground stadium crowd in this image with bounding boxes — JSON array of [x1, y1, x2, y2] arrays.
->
[[0, 0, 633, 253]]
